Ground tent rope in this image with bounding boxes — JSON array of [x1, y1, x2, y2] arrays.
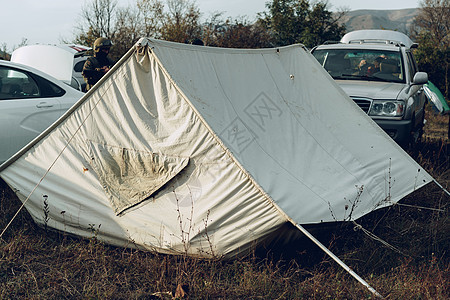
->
[[433, 179, 450, 197], [352, 221, 406, 256], [395, 202, 445, 212]]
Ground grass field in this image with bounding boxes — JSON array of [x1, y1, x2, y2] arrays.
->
[[0, 105, 448, 299]]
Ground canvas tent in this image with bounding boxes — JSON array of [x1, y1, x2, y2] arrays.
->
[[0, 38, 433, 260]]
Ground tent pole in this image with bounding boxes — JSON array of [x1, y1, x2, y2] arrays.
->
[[294, 223, 383, 298]]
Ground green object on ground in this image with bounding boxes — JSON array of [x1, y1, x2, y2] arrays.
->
[[424, 81, 450, 114]]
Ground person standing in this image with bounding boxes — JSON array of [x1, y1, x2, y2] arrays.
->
[[82, 37, 114, 91]]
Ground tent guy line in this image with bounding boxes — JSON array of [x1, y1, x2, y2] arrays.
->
[[431, 179, 450, 197], [395, 202, 446, 212], [352, 220, 405, 255]]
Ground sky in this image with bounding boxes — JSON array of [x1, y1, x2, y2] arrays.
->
[[1, 0, 421, 52]]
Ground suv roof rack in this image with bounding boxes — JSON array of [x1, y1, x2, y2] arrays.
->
[[347, 39, 405, 47], [340, 30, 416, 49]]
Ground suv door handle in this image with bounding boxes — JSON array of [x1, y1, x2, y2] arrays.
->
[[36, 102, 54, 108]]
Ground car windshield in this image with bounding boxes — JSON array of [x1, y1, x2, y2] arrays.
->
[[312, 49, 405, 83]]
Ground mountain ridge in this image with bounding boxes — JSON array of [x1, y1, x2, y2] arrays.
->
[[339, 8, 419, 35]]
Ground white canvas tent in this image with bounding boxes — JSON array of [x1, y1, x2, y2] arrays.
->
[[0, 38, 433, 260]]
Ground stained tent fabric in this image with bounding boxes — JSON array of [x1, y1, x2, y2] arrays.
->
[[0, 38, 433, 258]]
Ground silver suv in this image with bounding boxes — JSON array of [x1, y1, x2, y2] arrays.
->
[[311, 30, 428, 146]]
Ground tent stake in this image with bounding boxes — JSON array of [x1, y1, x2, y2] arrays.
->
[[294, 223, 383, 298]]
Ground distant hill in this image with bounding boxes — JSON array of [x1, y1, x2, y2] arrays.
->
[[339, 8, 419, 35]]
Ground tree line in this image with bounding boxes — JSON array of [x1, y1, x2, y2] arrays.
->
[[1, 0, 447, 99], [73, 0, 346, 60], [74, 0, 448, 99]]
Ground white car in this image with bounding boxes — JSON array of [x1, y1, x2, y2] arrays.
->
[[0, 60, 84, 164]]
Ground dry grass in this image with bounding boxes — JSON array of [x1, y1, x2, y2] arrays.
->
[[0, 105, 448, 299]]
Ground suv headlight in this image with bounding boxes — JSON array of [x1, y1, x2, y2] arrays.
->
[[369, 100, 404, 117]]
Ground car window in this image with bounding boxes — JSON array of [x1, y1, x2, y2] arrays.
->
[[406, 52, 417, 82], [0, 66, 40, 100], [0, 65, 66, 100], [74, 60, 86, 72], [312, 49, 405, 83]]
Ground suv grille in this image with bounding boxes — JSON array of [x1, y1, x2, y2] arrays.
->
[[352, 98, 372, 114]]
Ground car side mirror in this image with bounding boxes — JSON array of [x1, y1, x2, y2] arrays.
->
[[412, 72, 428, 85]]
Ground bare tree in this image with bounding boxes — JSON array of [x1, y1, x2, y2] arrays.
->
[[82, 0, 118, 37], [76, 0, 199, 56], [111, 0, 165, 56], [75, 0, 119, 49], [112, 6, 143, 57], [160, 0, 202, 43], [137, 0, 164, 39]]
